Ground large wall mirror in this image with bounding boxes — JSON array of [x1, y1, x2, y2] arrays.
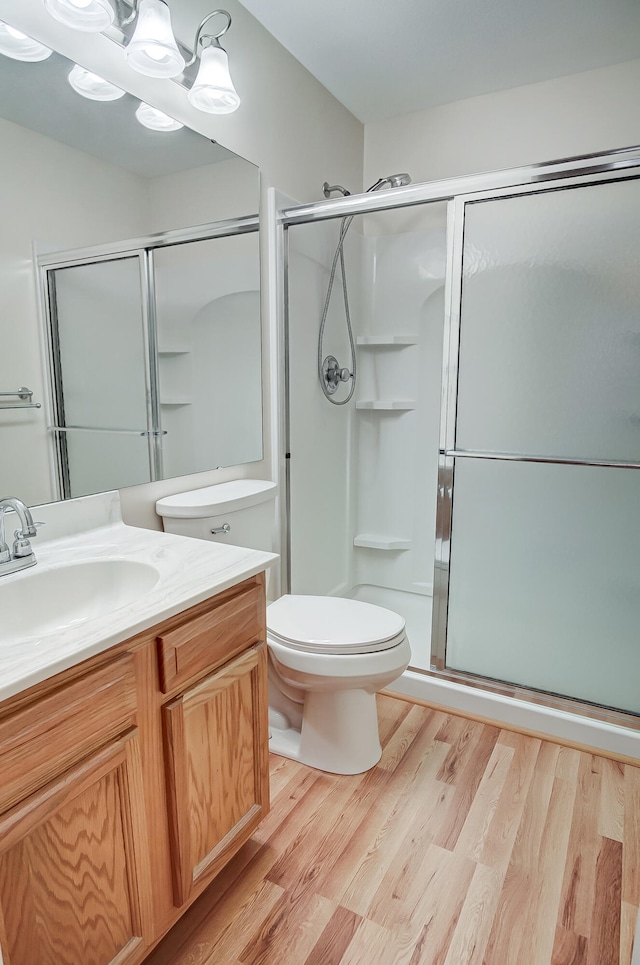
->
[[0, 43, 262, 506]]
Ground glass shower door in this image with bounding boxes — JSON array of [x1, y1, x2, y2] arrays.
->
[[439, 175, 640, 713], [47, 255, 157, 497]]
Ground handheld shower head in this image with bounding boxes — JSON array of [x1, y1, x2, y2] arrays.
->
[[367, 173, 412, 192], [387, 173, 411, 188]]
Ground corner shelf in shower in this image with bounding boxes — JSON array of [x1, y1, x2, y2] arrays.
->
[[356, 335, 417, 346], [160, 398, 192, 406], [355, 400, 416, 410], [353, 534, 412, 550], [158, 346, 190, 356]]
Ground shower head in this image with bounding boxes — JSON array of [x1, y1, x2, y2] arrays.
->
[[366, 173, 412, 192], [323, 182, 351, 198]]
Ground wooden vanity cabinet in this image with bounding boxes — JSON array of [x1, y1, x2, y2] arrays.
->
[[0, 572, 269, 965], [0, 729, 153, 965], [163, 643, 269, 906]]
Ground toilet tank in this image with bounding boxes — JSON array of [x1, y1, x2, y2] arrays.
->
[[156, 479, 277, 552]]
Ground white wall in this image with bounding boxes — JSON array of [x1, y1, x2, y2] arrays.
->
[[145, 155, 259, 230], [364, 58, 640, 187]]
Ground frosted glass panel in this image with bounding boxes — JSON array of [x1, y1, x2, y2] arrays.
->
[[456, 179, 640, 461], [53, 258, 148, 430], [447, 459, 640, 713], [65, 431, 151, 498]]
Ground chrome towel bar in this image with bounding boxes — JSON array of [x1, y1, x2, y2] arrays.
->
[[0, 387, 41, 409]]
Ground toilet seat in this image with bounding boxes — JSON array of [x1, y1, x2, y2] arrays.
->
[[267, 595, 406, 655]]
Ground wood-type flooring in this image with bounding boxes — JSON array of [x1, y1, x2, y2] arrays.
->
[[145, 694, 640, 965]]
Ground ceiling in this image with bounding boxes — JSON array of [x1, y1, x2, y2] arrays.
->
[[237, 0, 640, 123]]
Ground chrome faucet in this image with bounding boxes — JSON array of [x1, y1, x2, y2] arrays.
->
[[0, 497, 38, 576]]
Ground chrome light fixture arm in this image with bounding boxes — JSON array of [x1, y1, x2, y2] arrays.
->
[[107, 3, 233, 75], [184, 9, 232, 68]]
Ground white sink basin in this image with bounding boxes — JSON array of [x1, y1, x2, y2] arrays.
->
[[1, 559, 160, 643]]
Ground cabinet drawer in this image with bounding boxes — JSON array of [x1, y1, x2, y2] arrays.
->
[[156, 575, 265, 693], [0, 653, 137, 813]]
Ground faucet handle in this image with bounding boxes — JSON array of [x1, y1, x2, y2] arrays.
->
[[12, 521, 42, 558], [12, 535, 34, 558]]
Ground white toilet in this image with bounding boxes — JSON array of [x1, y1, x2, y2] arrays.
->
[[156, 480, 411, 775]]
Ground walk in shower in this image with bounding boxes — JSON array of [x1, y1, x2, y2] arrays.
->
[[281, 146, 640, 723]]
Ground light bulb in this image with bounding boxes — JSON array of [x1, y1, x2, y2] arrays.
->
[[125, 0, 185, 79], [187, 43, 240, 114], [135, 102, 184, 132], [43, 0, 114, 33], [68, 65, 125, 101], [0, 22, 52, 61]]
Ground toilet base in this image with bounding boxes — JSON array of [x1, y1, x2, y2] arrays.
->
[[268, 688, 382, 775]]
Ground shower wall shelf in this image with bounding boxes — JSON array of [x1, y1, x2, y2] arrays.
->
[[353, 534, 412, 550], [356, 400, 416, 410], [356, 335, 417, 346], [160, 398, 192, 407], [158, 348, 190, 356]]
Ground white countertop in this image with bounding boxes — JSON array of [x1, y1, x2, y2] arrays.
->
[[0, 492, 277, 703]]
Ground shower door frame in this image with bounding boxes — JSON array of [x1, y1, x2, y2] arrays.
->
[[279, 144, 640, 728], [38, 214, 259, 499], [43, 249, 162, 495], [433, 169, 640, 724]]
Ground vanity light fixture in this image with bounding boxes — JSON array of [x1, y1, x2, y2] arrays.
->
[[124, 0, 184, 78], [43, 0, 242, 115], [0, 22, 52, 61], [135, 101, 183, 131], [68, 64, 126, 100], [43, 0, 115, 33], [186, 11, 240, 114]]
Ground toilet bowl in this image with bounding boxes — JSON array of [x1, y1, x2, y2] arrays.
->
[[156, 480, 411, 775], [266, 594, 411, 774]]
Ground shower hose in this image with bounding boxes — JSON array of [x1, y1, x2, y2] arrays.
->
[[317, 215, 357, 405]]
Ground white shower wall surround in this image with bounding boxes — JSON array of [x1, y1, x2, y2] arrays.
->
[[287, 204, 447, 671], [287, 219, 358, 600]]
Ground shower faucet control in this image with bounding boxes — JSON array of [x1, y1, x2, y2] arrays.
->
[[322, 356, 352, 395]]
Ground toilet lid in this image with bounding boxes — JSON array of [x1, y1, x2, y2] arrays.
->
[[267, 595, 406, 654]]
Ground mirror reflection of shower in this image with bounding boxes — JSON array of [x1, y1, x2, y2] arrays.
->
[[318, 174, 412, 404]]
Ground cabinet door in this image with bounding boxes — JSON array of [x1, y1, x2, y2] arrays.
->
[[0, 730, 153, 965], [162, 643, 269, 906]]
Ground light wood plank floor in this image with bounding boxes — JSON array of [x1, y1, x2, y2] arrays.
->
[[146, 695, 640, 965]]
